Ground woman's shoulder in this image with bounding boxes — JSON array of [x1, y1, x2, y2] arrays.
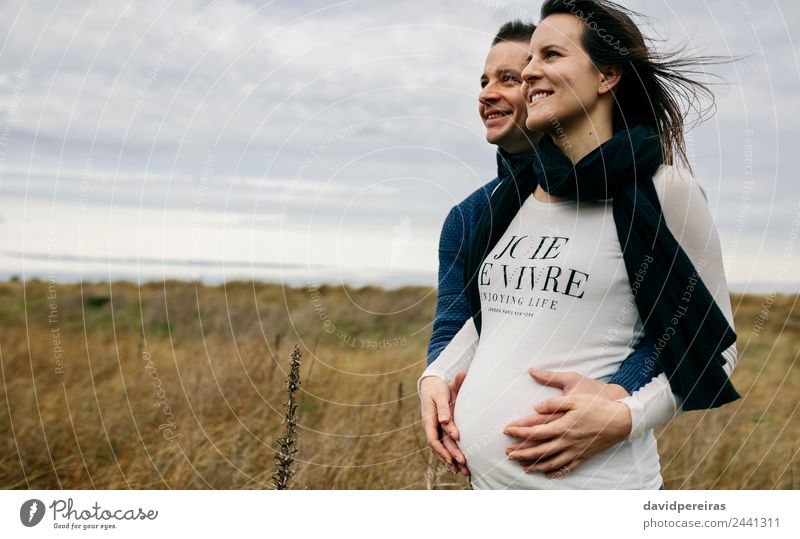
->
[[650, 164, 719, 244], [651, 163, 710, 208]]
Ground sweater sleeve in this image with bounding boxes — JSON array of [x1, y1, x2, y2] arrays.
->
[[619, 166, 739, 439], [417, 317, 480, 395], [426, 205, 473, 365], [607, 336, 663, 394]]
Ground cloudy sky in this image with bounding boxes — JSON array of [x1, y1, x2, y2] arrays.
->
[[0, 0, 798, 291]]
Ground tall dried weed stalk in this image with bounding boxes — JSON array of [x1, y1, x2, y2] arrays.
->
[[272, 345, 303, 490]]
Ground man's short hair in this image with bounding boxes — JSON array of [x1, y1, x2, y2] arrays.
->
[[491, 20, 536, 46]]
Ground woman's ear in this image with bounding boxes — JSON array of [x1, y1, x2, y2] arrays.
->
[[598, 66, 622, 95]]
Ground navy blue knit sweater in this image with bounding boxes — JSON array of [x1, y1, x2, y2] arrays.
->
[[427, 176, 662, 394]]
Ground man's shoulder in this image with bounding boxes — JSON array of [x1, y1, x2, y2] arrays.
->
[[446, 177, 502, 223], [439, 176, 501, 247]]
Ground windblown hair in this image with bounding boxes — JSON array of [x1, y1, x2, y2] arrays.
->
[[540, 0, 723, 170]]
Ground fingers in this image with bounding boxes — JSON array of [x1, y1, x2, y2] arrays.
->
[[442, 434, 466, 466], [522, 450, 577, 474], [433, 393, 459, 439], [543, 456, 584, 479], [533, 396, 576, 415], [442, 436, 467, 464], [423, 418, 453, 466], [503, 420, 568, 444], [442, 436, 469, 476], [516, 454, 580, 478], [419, 375, 453, 428], [422, 400, 455, 467], [529, 368, 575, 390], [420, 378, 467, 475], [523, 451, 585, 479], [505, 411, 565, 429], [434, 392, 452, 424], [505, 437, 565, 462], [447, 373, 467, 441], [504, 438, 550, 453], [422, 395, 463, 471], [451, 371, 467, 396]]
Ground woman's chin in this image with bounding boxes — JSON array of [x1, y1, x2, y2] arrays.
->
[[523, 118, 550, 132]]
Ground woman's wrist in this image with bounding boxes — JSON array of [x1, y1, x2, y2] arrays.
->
[[603, 383, 629, 400], [611, 400, 633, 440], [617, 396, 644, 440]]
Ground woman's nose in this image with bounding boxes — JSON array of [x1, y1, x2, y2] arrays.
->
[[521, 56, 542, 83]]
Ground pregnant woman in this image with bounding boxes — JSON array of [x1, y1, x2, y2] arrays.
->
[[419, 0, 740, 489]]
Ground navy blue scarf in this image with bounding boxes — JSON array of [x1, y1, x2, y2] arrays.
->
[[464, 125, 739, 411]]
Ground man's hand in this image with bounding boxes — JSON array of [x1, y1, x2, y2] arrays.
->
[[419, 372, 469, 476], [503, 394, 633, 478]]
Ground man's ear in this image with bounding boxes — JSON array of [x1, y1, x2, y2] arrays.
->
[[598, 66, 622, 95]]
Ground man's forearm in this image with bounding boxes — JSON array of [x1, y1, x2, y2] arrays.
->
[[607, 334, 663, 395]]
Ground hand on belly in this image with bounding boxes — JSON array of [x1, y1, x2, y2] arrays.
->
[[452, 370, 563, 470]]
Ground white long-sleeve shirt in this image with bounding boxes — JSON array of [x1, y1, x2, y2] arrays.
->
[[419, 164, 738, 489]]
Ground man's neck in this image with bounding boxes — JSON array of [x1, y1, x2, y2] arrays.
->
[[498, 144, 536, 157]]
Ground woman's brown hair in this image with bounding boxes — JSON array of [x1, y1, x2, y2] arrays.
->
[[540, 0, 724, 171]]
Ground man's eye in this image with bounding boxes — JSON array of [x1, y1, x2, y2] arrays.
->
[[545, 50, 560, 59], [502, 74, 521, 83]]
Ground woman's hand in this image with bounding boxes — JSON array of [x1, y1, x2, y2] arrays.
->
[[528, 368, 628, 400], [419, 372, 469, 476], [501, 368, 631, 478], [503, 394, 633, 478]]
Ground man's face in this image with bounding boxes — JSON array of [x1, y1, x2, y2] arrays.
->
[[479, 40, 539, 153]]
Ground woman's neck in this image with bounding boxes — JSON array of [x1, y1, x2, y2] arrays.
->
[[552, 119, 614, 164], [535, 116, 615, 204]]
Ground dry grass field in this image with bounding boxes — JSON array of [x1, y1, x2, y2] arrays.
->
[[0, 279, 797, 489]]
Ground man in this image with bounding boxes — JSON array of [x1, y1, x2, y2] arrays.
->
[[420, 20, 660, 478]]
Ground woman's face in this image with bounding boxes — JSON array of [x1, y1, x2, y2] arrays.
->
[[521, 13, 611, 137]]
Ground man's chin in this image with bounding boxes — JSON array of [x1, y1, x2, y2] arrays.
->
[[485, 130, 506, 147]]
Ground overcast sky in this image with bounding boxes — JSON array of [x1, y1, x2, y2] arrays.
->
[[0, 0, 798, 290]]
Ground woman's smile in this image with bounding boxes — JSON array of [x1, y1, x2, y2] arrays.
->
[[526, 88, 554, 106]]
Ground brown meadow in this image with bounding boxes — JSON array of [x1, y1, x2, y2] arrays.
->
[[0, 279, 797, 489]]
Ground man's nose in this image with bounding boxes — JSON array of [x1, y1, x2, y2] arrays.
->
[[479, 86, 500, 104]]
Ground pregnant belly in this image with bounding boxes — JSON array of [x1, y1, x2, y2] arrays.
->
[[453, 358, 564, 489], [452, 355, 655, 489]]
